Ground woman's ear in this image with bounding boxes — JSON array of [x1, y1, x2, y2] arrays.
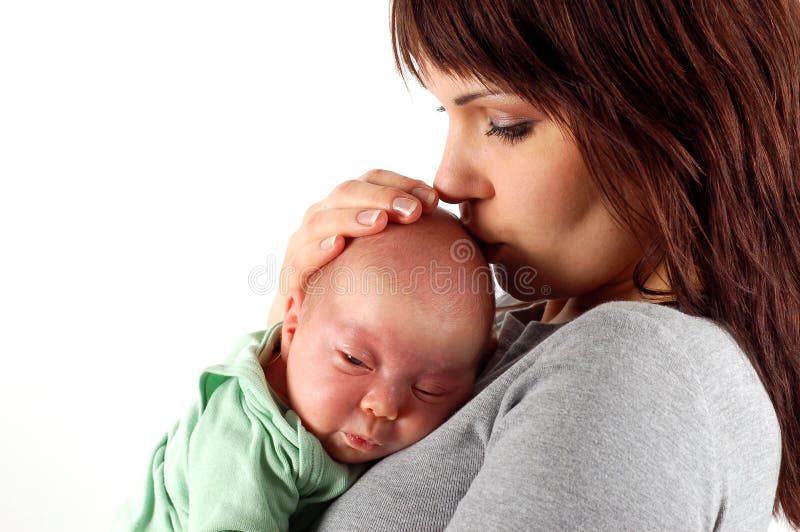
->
[[280, 287, 305, 356]]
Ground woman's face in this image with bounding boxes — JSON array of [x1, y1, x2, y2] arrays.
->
[[424, 68, 660, 311]]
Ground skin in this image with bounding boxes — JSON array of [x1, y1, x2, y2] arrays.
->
[[265, 287, 485, 464], [422, 68, 673, 323]]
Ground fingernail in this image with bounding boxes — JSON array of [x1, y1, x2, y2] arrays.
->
[[411, 187, 436, 206], [320, 235, 337, 250], [357, 209, 381, 226], [392, 197, 417, 217]]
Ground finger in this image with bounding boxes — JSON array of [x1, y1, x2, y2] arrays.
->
[[358, 169, 439, 213], [320, 180, 426, 223], [298, 207, 389, 245], [289, 234, 346, 290]]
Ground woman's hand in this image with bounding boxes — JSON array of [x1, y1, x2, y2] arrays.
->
[[267, 169, 439, 327]]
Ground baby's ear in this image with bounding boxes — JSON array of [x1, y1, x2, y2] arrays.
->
[[280, 288, 306, 354]]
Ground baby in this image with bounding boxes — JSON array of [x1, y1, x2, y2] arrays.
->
[[115, 209, 495, 531]]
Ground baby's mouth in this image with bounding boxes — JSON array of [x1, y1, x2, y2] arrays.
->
[[342, 432, 382, 451]]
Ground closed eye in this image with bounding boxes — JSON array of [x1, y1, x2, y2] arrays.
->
[[334, 349, 372, 374], [344, 353, 367, 368], [413, 387, 449, 400], [485, 120, 535, 145]]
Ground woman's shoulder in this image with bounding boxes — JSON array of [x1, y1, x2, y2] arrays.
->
[[537, 299, 751, 376], [493, 298, 779, 456], [530, 301, 772, 412], [491, 296, 778, 441], [577, 299, 780, 434], [493, 299, 782, 527], [463, 299, 781, 530]]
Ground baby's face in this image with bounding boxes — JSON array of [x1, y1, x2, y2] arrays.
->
[[281, 290, 486, 463]]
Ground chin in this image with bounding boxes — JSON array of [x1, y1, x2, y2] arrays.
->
[[324, 436, 390, 464], [331, 448, 387, 464], [491, 262, 549, 302]]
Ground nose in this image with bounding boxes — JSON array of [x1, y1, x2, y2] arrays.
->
[[360, 384, 400, 421], [433, 123, 492, 204]]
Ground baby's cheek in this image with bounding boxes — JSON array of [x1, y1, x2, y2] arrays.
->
[[299, 378, 358, 431], [397, 409, 449, 446]]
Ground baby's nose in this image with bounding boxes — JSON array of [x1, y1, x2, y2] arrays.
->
[[360, 387, 400, 421]]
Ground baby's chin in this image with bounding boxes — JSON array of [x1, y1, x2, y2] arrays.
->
[[330, 450, 388, 464]]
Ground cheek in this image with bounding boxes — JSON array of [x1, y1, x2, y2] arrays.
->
[[396, 402, 463, 444], [393, 416, 436, 447], [491, 154, 604, 284], [285, 355, 356, 433], [495, 132, 595, 230], [505, 169, 592, 232]]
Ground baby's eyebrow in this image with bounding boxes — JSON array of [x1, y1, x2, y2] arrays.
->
[[335, 324, 381, 348], [419, 366, 471, 379]]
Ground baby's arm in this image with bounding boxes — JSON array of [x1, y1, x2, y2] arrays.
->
[[186, 375, 300, 532], [114, 378, 299, 531]]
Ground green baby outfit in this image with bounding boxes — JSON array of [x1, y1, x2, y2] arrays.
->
[[114, 323, 359, 532]]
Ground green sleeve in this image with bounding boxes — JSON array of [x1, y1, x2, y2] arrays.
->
[[115, 326, 355, 532], [187, 375, 300, 532]]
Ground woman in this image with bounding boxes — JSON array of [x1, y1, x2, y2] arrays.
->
[[270, 0, 799, 529]]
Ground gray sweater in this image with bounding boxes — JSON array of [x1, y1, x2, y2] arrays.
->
[[312, 299, 781, 531]]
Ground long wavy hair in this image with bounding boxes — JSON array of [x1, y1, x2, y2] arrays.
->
[[391, 0, 800, 526]]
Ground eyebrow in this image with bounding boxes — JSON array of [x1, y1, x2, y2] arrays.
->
[[453, 90, 497, 106], [337, 324, 380, 350]]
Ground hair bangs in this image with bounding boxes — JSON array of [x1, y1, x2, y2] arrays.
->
[[390, 0, 566, 121]]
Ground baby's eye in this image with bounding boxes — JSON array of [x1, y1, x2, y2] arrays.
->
[[344, 353, 366, 367], [413, 387, 448, 401]]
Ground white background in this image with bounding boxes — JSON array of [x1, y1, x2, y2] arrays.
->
[[0, 1, 792, 530]]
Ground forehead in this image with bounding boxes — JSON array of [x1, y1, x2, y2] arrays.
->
[[310, 290, 483, 369], [420, 68, 536, 113], [420, 68, 488, 95]]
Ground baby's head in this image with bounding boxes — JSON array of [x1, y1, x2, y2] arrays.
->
[[275, 209, 495, 463]]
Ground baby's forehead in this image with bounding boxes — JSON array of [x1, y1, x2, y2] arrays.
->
[[316, 263, 489, 323], [317, 290, 489, 362]]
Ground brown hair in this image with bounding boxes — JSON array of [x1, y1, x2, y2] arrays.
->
[[391, 0, 800, 526]]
